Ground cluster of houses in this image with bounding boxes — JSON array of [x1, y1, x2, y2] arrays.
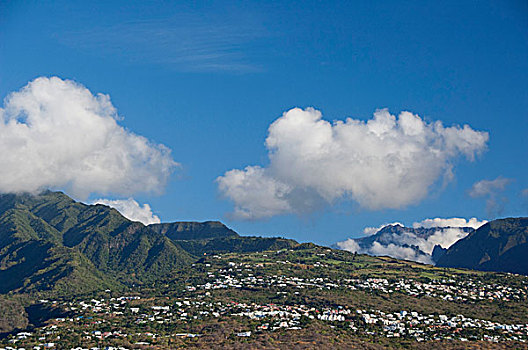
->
[[193, 258, 527, 305], [231, 302, 350, 331], [345, 276, 527, 302], [2, 250, 527, 348], [2, 290, 527, 349], [357, 309, 527, 342]]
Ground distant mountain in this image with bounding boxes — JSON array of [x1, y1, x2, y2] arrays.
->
[[336, 224, 474, 264], [355, 224, 474, 248], [176, 235, 298, 256], [150, 221, 297, 256], [436, 217, 528, 275], [149, 221, 238, 240], [0, 191, 298, 295]]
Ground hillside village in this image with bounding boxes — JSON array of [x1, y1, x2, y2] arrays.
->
[[3, 295, 527, 349], [2, 247, 528, 349], [194, 256, 527, 303]]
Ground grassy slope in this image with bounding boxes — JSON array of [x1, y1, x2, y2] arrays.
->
[[178, 245, 528, 325]]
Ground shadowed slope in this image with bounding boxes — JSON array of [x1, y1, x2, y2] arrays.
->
[[437, 217, 528, 275]]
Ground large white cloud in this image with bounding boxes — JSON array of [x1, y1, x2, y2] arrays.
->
[[217, 166, 293, 220], [0, 77, 177, 198], [218, 107, 489, 219], [93, 198, 161, 225]]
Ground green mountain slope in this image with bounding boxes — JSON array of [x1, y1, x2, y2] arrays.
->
[[0, 191, 303, 337], [149, 221, 297, 255], [0, 206, 115, 295], [0, 191, 193, 294], [0, 191, 300, 295], [436, 217, 528, 275]]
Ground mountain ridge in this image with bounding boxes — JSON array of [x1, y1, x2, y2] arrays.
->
[[436, 217, 528, 275], [149, 220, 238, 240]]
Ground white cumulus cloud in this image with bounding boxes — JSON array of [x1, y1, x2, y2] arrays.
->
[[217, 166, 293, 220], [93, 198, 161, 225], [0, 77, 177, 198], [412, 217, 487, 229], [218, 107, 489, 220]]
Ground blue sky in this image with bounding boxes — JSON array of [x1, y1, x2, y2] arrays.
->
[[1, 0, 527, 245]]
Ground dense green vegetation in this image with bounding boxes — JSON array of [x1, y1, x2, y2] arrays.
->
[[0, 296, 28, 334], [0, 191, 297, 298], [0, 191, 192, 296]]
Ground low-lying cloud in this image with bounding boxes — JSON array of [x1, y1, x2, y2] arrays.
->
[[93, 198, 161, 225], [337, 237, 435, 264], [412, 217, 486, 229], [361, 216, 484, 237], [0, 77, 177, 198], [218, 107, 489, 220], [362, 222, 403, 236], [336, 217, 483, 264]]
